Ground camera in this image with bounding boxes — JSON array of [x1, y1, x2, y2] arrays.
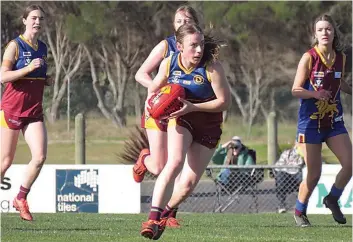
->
[[228, 143, 240, 150]]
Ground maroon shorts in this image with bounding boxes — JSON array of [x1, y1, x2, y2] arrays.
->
[[0, 110, 43, 130], [169, 112, 223, 149], [141, 112, 168, 132]]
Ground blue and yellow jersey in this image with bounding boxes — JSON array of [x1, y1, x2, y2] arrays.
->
[[12, 35, 48, 78], [166, 53, 215, 103], [163, 35, 177, 58], [298, 46, 345, 130], [1, 35, 48, 117]]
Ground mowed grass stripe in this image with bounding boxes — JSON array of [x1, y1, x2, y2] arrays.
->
[[2, 213, 351, 242]]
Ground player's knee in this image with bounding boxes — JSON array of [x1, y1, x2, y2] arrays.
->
[[32, 155, 46, 167], [307, 173, 321, 188], [168, 158, 184, 170], [180, 179, 197, 196], [149, 163, 165, 176], [1, 156, 13, 173], [342, 163, 352, 177]]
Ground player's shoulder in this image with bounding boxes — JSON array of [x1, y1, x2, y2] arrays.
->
[[206, 61, 224, 73], [5, 39, 19, 49]]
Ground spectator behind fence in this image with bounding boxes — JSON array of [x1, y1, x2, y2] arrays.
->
[[211, 136, 256, 187], [274, 143, 305, 214]]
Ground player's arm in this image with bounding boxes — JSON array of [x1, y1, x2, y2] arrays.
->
[[291, 53, 316, 99], [1, 42, 41, 84], [147, 57, 169, 94], [292, 53, 331, 100], [340, 54, 352, 95], [135, 40, 167, 88], [193, 61, 231, 112]]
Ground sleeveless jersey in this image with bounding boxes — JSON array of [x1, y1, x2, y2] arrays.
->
[[297, 46, 345, 130], [163, 35, 177, 58], [167, 53, 215, 103], [1, 35, 48, 118]]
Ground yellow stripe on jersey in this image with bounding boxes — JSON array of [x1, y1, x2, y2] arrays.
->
[[314, 45, 336, 69], [308, 53, 312, 72], [20, 35, 38, 51], [206, 65, 212, 82], [0, 111, 9, 128], [166, 55, 172, 78], [163, 40, 168, 58], [177, 53, 195, 74]]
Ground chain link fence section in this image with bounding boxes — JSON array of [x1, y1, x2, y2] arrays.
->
[[141, 165, 303, 214]]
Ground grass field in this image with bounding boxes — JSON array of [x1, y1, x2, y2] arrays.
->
[[1, 213, 351, 242], [12, 116, 343, 165]]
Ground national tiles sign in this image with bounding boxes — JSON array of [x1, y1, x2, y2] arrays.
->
[[56, 169, 99, 213], [0, 165, 140, 214]]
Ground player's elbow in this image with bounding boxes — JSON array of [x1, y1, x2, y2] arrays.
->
[[291, 87, 299, 98], [1, 73, 9, 84], [219, 97, 231, 111], [134, 71, 142, 84]]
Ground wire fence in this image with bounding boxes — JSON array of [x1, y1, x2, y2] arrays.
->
[[141, 165, 303, 214]]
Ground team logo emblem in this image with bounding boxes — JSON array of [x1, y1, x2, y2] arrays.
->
[[334, 72, 342, 79], [193, 75, 204, 85], [314, 78, 323, 89]]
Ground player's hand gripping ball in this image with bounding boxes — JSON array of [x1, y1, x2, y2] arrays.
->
[[147, 84, 185, 119]]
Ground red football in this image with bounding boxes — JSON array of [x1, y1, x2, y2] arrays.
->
[[147, 84, 185, 119]]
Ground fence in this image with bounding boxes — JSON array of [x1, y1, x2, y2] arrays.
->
[[141, 165, 303, 214]]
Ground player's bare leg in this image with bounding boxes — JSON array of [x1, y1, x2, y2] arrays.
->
[[141, 125, 192, 239], [323, 134, 352, 224], [294, 143, 322, 227], [1, 127, 20, 181], [162, 143, 214, 227], [13, 121, 47, 221], [144, 129, 168, 175], [133, 129, 168, 183]]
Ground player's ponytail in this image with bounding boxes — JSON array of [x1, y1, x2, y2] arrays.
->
[[176, 24, 224, 65]]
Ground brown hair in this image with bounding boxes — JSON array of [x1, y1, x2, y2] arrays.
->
[[176, 24, 223, 64], [174, 5, 199, 26], [23, 5, 45, 19], [312, 14, 343, 51]]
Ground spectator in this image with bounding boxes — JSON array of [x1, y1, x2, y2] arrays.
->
[[274, 143, 305, 213], [211, 136, 256, 190]]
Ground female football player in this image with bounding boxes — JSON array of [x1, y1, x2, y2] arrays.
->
[[140, 24, 230, 240], [292, 14, 352, 227], [1, 5, 52, 221]]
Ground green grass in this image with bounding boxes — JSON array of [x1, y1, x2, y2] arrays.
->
[[1, 213, 351, 242], [13, 116, 343, 164]]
